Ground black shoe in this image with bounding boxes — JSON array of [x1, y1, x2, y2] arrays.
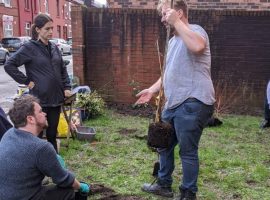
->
[[260, 120, 270, 129], [174, 188, 186, 200], [142, 183, 173, 198], [183, 190, 196, 200]]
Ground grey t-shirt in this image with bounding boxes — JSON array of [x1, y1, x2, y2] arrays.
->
[[163, 24, 215, 109]]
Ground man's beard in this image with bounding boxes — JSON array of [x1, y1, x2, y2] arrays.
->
[[37, 119, 49, 131], [164, 23, 175, 34]]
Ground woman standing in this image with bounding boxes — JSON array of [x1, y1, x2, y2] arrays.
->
[[4, 13, 71, 152]]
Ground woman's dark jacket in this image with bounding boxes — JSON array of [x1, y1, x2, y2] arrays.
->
[[4, 40, 71, 107]]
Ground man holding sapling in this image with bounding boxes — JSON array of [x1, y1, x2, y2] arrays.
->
[[135, 0, 215, 199]]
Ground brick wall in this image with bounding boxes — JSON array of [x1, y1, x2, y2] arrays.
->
[[80, 8, 166, 103], [107, 0, 270, 10], [72, 7, 270, 114], [71, 5, 86, 85]]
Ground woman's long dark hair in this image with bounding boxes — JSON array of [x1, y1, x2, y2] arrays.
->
[[31, 13, 53, 40]]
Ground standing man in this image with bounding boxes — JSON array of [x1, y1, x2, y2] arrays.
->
[[0, 95, 89, 200], [135, 0, 215, 199]]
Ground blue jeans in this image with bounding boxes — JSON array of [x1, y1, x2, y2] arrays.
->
[[157, 99, 214, 193]]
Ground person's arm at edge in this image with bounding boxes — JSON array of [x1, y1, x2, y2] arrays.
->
[[267, 81, 270, 106]]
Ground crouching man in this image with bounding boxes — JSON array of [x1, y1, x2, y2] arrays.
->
[[0, 95, 89, 200]]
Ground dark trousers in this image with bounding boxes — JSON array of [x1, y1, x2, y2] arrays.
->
[[264, 96, 270, 121], [31, 185, 75, 200], [39, 106, 61, 152]]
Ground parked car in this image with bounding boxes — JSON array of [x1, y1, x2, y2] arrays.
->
[[0, 44, 9, 64], [49, 38, 71, 55], [1, 36, 31, 52], [67, 37, 72, 46]]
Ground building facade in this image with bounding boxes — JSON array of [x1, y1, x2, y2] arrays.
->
[[0, 0, 19, 38], [0, 0, 78, 39], [18, 0, 73, 39]]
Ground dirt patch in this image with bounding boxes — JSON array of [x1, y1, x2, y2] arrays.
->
[[118, 128, 138, 135], [118, 128, 148, 141], [107, 103, 154, 118], [90, 184, 145, 200], [246, 179, 257, 186]]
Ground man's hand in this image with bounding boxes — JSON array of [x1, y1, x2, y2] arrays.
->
[[64, 90, 72, 97], [28, 81, 35, 89], [79, 182, 90, 193], [135, 89, 154, 105], [165, 8, 181, 26]]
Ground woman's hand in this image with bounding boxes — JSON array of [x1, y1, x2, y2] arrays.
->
[[28, 81, 35, 89], [64, 90, 72, 97]]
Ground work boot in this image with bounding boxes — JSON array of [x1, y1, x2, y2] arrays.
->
[[183, 190, 196, 200], [142, 183, 173, 198], [260, 120, 270, 129]]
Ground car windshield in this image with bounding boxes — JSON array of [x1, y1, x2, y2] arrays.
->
[[2, 38, 21, 44]]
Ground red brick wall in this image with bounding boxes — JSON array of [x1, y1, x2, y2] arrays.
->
[[107, 0, 270, 10], [71, 5, 86, 84], [80, 8, 165, 103], [72, 7, 270, 114]]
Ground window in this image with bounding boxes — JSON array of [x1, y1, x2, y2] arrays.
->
[[57, 25, 61, 38], [63, 26, 67, 40], [2, 15, 13, 37], [25, 22, 31, 36], [68, 25, 72, 37], [4, 0, 11, 7], [24, 0, 30, 10], [33, 0, 37, 12], [68, 3, 71, 19], [56, 0, 60, 16], [4, 23, 13, 37], [62, 5, 65, 18], [45, 0, 49, 14]]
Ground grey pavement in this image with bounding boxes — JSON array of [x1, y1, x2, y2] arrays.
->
[[0, 54, 73, 113]]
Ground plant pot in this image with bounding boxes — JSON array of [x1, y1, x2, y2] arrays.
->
[[80, 109, 90, 121]]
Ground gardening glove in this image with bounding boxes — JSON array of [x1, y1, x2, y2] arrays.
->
[[79, 182, 90, 193], [56, 154, 66, 169]]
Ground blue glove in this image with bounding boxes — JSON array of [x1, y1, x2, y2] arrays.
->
[[79, 182, 90, 193], [56, 154, 66, 169]]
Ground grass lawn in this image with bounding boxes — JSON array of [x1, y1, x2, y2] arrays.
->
[[60, 109, 270, 200]]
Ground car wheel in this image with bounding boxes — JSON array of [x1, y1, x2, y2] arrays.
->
[[4, 53, 9, 63]]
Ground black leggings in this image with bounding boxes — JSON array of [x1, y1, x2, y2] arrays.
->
[[39, 106, 61, 152]]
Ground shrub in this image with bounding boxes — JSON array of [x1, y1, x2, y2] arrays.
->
[[75, 91, 106, 118]]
